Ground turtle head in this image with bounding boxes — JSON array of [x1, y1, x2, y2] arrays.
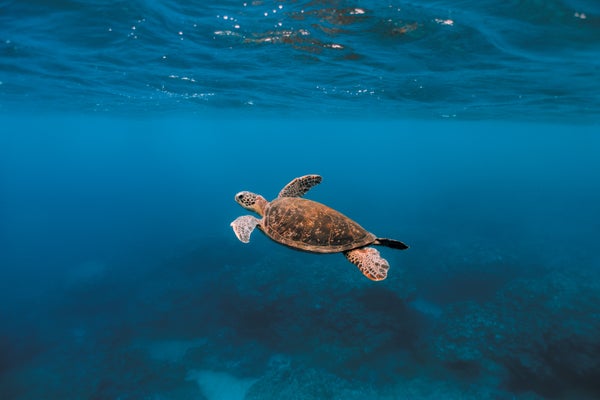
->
[[235, 191, 268, 216]]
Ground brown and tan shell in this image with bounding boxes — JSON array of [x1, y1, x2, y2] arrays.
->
[[260, 197, 376, 253]]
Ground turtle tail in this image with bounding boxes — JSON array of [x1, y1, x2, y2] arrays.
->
[[374, 238, 409, 250]]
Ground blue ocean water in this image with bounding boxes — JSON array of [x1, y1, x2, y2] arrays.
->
[[1, 0, 599, 119], [1, 1, 600, 399]]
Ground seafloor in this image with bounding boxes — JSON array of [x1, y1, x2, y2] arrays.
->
[[1, 226, 598, 400]]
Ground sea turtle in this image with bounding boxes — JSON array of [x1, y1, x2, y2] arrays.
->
[[230, 175, 408, 281]]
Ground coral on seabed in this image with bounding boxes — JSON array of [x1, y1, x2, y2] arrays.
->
[[431, 263, 600, 397]]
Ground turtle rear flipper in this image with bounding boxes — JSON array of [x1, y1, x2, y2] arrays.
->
[[374, 238, 409, 250], [231, 215, 260, 243], [344, 247, 389, 281], [278, 175, 322, 198]]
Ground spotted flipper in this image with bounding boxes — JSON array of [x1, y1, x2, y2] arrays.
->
[[344, 247, 389, 281], [278, 175, 322, 198], [230, 215, 260, 243]]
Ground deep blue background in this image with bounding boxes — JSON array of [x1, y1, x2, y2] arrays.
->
[[1, 117, 599, 398], [1, 0, 600, 398]]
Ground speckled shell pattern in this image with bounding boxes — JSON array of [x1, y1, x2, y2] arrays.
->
[[262, 197, 376, 253]]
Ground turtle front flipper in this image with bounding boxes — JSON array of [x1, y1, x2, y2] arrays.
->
[[278, 175, 322, 198], [343, 247, 389, 281], [230, 215, 260, 243]]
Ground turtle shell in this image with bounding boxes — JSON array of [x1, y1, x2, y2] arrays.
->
[[262, 197, 376, 253]]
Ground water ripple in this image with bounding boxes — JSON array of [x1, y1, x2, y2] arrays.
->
[[0, 0, 598, 120]]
